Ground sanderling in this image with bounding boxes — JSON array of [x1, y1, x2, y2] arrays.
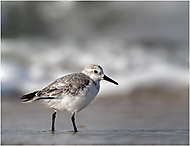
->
[[21, 64, 118, 133]]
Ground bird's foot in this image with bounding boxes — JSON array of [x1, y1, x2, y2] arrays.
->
[[72, 129, 78, 134]]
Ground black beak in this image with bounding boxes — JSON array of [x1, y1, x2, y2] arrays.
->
[[103, 75, 118, 85]]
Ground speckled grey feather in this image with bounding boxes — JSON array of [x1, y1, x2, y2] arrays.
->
[[35, 73, 93, 99]]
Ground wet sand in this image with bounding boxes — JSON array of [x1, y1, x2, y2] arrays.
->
[[2, 85, 188, 144]]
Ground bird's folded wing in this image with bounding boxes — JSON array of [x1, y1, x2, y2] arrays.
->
[[35, 73, 91, 100]]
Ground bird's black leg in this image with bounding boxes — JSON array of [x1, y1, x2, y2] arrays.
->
[[51, 111, 56, 132], [71, 112, 78, 133]]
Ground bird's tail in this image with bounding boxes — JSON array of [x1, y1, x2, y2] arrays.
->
[[21, 91, 39, 103]]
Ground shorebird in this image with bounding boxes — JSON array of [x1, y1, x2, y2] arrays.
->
[[21, 64, 118, 133]]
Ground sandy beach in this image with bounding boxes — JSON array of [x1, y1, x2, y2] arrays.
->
[[2, 85, 188, 144]]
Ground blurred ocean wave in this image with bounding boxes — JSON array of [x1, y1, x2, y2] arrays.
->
[[1, 1, 188, 99], [2, 38, 188, 98]]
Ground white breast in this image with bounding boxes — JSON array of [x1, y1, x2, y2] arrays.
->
[[42, 80, 100, 113]]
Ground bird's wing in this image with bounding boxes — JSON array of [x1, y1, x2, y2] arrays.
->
[[35, 73, 91, 99]]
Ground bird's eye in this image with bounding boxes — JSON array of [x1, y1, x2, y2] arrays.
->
[[94, 70, 98, 74]]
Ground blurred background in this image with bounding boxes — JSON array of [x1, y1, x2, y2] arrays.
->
[[1, 1, 188, 144]]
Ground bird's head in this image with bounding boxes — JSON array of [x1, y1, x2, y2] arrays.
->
[[82, 64, 118, 85]]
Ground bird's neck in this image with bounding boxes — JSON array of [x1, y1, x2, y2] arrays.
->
[[91, 79, 100, 90]]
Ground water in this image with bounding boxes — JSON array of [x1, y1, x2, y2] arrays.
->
[[2, 38, 188, 95], [1, 2, 188, 96]]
